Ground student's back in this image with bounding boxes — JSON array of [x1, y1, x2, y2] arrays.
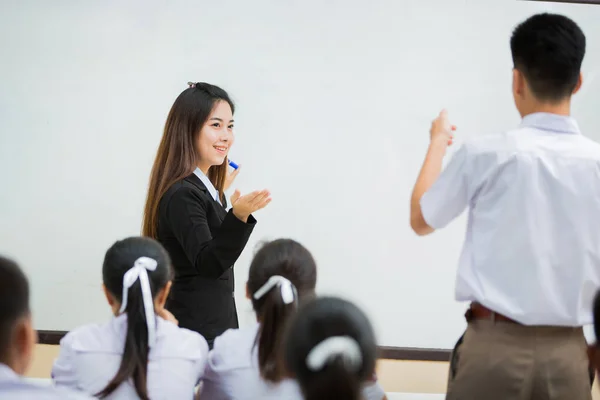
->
[[52, 237, 209, 400], [53, 313, 207, 399], [0, 365, 91, 400], [440, 120, 600, 323], [0, 256, 91, 400]]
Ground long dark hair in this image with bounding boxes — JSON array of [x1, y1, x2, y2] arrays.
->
[[142, 83, 235, 238], [284, 297, 377, 400], [97, 237, 173, 400], [247, 239, 317, 383]]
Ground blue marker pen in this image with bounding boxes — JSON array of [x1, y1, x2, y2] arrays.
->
[[228, 159, 239, 170]]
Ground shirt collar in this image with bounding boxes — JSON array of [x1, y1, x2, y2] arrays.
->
[[520, 112, 581, 135], [0, 363, 19, 382], [193, 167, 221, 204]]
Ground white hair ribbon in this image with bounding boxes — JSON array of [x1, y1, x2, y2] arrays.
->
[[306, 336, 363, 372], [252, 275, 296, 305], [119, 256, 158, 347]]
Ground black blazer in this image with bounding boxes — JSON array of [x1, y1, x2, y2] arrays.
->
[[157, 173, 256, 345]]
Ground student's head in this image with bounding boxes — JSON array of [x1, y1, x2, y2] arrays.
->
[[98, 237, 173, 400], [0, 257, 36, 375], [143, 82, 235, 238], [510, 13, 585, 116], [246, 239, 317, 383], [284, 297, 377, 400]]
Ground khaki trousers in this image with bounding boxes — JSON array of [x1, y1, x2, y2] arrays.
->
[[446, 320, 592, 400]]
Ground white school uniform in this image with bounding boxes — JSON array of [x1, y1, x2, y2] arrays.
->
[[201, 324, 386, 400], [0, 363, 92, 400], [421, 112, 600, 326], [52, 314, 209, 400]]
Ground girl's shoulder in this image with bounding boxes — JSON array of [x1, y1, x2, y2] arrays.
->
[[59, 318, 123, 354], [152, 317, 209, 360], [148, 317, 208, 361], [209, 324, 260, 369]]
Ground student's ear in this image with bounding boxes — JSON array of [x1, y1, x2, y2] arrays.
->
[[512, 69, 525, 98], [102, 284, 114, 307], [154, 281, 172, 310], [12, 315, 36, 375], [103, 284, 120, 316], [573, 72, 583, 95], [246, 282, 251, 300]]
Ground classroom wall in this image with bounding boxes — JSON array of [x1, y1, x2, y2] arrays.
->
[[3, 0, 600, 351], [26, 345, 600, 398]]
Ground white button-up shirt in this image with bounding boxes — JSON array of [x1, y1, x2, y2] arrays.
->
[[421, 112, 600, 326], [194, 167, 222, 205], [52, 314, 209, 399], [0, 363, 91, 399], [201, 324, 386, 400]]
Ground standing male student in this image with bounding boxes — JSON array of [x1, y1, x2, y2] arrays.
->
[[410, 13, 599, 400]]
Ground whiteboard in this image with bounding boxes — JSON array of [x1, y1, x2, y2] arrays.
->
[[1, 0, 599, 349]]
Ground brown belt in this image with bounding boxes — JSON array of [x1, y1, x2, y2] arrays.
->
[[465, 302, 520, 324]]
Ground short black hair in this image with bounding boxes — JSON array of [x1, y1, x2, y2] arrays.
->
[[0, 256, 30, 358], [510, 13, 586, 102]]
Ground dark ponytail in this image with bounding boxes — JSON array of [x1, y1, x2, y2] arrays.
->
[[284, 297, 377, 400], [98, 279, 150, 399], [97, 237, 172, 399], [247, 239, 317, 383]]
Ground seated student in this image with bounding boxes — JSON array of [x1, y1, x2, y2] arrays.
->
[[52, 237, 209, 400], [200, 239, 386, 400], [284, 296, 381, 400], [0, 256, 90, 399]]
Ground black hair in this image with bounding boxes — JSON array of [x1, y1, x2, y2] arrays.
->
[[284, 296, 377, 400], [0, 256, 30, 362], [510, 13, 586, 102], [247, 239, 317, 382], [97, 237, 173, 400]]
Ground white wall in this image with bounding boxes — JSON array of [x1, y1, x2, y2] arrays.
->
[[1, 0, 599, 349]]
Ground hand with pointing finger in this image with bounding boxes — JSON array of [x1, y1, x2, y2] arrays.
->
[[430, 109, 456, 147], [231, 189, 271, 223]]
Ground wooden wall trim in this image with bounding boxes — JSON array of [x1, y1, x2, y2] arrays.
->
[[37, 330, 451, 361], [37, 330, 67, 346], [378, 346, 451, 362]]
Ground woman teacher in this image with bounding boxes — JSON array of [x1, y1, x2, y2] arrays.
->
[[142, 82, 271, 347]]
